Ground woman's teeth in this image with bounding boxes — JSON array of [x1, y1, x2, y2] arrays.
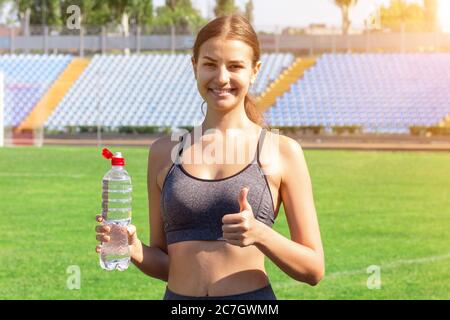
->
[[210, 89, 236, 96]]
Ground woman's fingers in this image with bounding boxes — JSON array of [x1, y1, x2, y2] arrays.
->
[[96, 214, 107, 253], [96, 234, 110, 242], [95, 216, 137, 249], [95, 225, 110, 233]]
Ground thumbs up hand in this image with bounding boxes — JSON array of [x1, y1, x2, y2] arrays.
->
[[222, 187, 264, 247]]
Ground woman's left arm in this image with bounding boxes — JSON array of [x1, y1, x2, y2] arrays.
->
[[255, 136, 324, 285]]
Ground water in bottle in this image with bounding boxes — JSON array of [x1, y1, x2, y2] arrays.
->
[[100, 148, 132, 271]]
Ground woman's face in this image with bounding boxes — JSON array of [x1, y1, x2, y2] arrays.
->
[[192, 37, 261, 111]]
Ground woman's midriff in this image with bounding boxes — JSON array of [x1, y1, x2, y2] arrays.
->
[[167, 240, 270, 297]]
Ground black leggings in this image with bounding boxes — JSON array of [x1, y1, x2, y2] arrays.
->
[[163, 284, 277, 300]]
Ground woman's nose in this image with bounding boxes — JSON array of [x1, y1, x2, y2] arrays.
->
[[216, 65, 231, 83]]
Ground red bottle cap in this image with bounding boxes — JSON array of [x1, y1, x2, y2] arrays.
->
[[102, 148, 125, 166]]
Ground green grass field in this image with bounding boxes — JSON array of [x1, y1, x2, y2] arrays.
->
[[0, 146, 449, 299]]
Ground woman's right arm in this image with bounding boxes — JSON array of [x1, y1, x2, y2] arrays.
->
[[130, 138, 170, 281]]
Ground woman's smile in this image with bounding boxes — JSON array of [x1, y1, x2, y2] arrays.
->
[[208, 88, 238, 98]]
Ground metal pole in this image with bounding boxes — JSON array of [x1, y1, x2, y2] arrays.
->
[[309, 36, 314, 57], [80, 26, 84, 57], [365, 31, 369, 53], [332, 34, 336, 54], [275, 25, 279, 54], [136, 26, 141, 54], [171, 24, 175, 54], [44, 26, 49, 54], [101, 26, 106, 55], [96, 70, 102, 147], [10, 28, 15, 54], [346, 34, 350, 53]]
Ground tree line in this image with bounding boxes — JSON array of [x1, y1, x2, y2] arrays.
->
[[335, 0, 439, 34], [0, 0, 440, 35], [0, 0, 254, 34]]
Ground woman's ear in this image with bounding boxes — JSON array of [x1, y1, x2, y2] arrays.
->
[[252, 60, 262, 84]]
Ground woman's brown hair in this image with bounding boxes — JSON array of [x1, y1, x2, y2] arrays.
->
[[192, 14, 266, 127]]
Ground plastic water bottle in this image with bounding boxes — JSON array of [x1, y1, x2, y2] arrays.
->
[[100, 148, 132, 271]]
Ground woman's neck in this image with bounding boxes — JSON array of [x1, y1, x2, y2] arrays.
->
[[201, 103, 258, 134]]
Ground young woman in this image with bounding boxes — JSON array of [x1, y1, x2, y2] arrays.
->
[[95, 14, 324, 300]]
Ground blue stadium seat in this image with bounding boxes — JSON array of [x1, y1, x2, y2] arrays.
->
[[264, 53, 450, 133], [0, 54, 73, 127], [45, 53, 294, 130]]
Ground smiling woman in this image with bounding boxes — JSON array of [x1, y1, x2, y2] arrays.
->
[[95, 13, 324, 301]]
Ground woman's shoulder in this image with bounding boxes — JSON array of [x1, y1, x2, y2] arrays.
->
[[279, 133, 303, 154], [149, 134, 183, 190], [150, 134, 183, 165], [263, 130, 305, 174], [273, 132, 310, 184], [150, 134, 179, 153], [264, 129, 303, 155], [258, 129, 303, 178]]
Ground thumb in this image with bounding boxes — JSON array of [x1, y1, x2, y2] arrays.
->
[[127, 225, 137, 243], [239, 187, 251, 212]]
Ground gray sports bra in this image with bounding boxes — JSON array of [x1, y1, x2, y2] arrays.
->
[[160, 128, 276, 245]]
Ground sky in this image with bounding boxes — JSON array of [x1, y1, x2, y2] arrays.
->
[[154, 0, 450, 33]]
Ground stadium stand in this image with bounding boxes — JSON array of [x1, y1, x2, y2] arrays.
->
[[44, 53, 294, 131], [257, 57, 316, 113], [265, 53, 450, 134], [252, 53, 295, 95], [17, 58, 90, 131], [3, 53, 449, 135], [0, 54, 73, 128]]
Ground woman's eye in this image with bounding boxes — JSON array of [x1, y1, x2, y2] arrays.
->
[[203, 64, 242, 69]]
